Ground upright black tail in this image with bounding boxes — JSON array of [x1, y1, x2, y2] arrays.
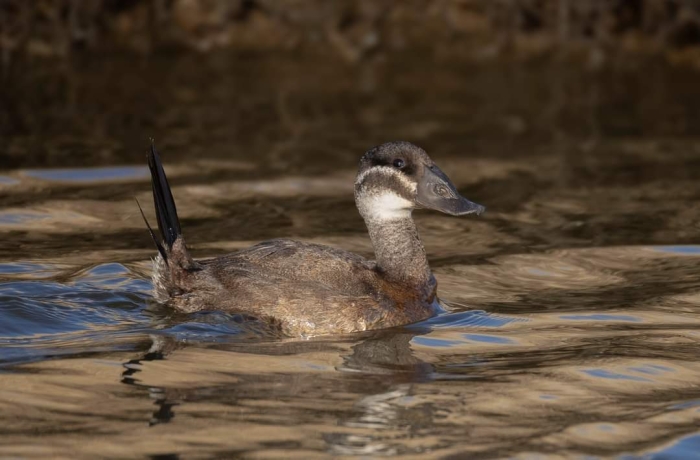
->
[[139, 141, 183, 265]]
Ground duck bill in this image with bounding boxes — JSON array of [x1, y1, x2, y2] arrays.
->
[[416, 165, 485, 216]]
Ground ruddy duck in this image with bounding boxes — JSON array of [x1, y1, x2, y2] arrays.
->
[[140, 141, 484, 336]]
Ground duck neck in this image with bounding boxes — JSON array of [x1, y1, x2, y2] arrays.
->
[[363, 213, 432, 286]]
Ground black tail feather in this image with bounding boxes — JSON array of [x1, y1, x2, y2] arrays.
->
[[147, 141, 182, 260], [135, 198, 168, 262]]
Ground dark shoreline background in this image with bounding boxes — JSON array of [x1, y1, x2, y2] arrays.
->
[[3, 1, 700, 63]]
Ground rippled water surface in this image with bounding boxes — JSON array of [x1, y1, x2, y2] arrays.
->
[[2, 53, 700, 458]]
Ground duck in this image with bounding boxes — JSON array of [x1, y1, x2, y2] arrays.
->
[[139, 141, 484, 337]]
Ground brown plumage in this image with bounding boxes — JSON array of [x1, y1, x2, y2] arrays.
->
[[144, 141, 484, 337]]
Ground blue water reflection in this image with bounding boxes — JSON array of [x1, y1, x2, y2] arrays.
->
[[652, 245, 700, 255], [620, 432, 700, 459], [560, 314, 642, 322], [24, 166, 148, 183], [583, 369, 653, 383]]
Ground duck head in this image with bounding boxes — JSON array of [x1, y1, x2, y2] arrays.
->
[[354, 141, 485, 222]]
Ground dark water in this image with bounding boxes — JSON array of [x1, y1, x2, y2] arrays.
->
[[2, 53, 700, 458]]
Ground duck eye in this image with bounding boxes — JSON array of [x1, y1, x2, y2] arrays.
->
[[393, 158, 405, 169]]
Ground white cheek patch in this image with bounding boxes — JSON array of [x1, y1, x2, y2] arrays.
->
[[364, 192, 413, 221], [356, 166, 417, 193]]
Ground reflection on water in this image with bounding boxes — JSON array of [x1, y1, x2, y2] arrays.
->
[[2, 246, 699, 458], [23, 166, 149, 183], [1, 53, 700, 458], [0, 176, 19, 185]]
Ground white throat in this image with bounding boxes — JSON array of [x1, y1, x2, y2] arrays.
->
[[359, 191, 413, 221]]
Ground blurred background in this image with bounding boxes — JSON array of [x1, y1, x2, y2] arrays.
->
[[3, 0, 700, 169], [3, 0, 700, 252]]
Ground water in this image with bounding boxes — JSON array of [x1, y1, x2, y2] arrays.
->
[[2, 52, 700, 458]]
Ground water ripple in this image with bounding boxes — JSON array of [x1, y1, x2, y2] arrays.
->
[[23, 166, 149, 183]]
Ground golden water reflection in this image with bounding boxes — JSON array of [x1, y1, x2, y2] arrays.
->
[[1, 243, 700, 457], [3, 54, 700, 458]]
